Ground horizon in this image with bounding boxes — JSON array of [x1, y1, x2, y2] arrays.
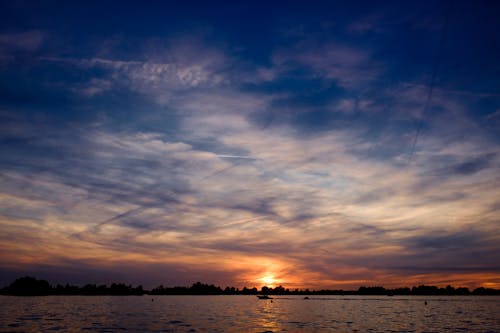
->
[[3, 276, 498, 293], [1, 1, 500, 291]]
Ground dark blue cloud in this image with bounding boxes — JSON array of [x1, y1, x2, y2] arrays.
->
[[452, 154, 495, 175]]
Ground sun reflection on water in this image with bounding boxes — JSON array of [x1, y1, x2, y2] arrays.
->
[[256, 297, 281, 332]]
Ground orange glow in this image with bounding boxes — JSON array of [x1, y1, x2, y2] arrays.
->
[[1, 214, 500, 290], [258, 274, 278, 287]]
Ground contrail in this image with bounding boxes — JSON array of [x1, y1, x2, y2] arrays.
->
[[408, 0, 454, 164], [70, 206, 150, 240], [73, 153, 260, 238], [399, 82, 500, 98], [199, 153, 260, 181], [198, 163, 240, 182], [217, 215, 270, 228], [216, 154, 258, 160]]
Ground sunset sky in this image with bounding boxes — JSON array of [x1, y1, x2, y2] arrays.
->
[[1, 1, 500, 290]]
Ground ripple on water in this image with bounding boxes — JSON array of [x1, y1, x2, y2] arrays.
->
[[288, 320, 306, 328], [46, 325, 64, 331], [16, 315, 42, 321], [1, 295, 500, 332]]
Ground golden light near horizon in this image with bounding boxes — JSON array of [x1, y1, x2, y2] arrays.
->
[[238, 257, 292, 288], [258, 274, 278, 287]]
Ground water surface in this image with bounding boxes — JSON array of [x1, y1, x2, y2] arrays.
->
[[1, 295, 499, 332]]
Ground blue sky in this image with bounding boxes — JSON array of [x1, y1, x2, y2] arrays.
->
[[1, 1, 500, 289]]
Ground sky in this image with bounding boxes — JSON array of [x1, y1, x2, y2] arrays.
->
[[1, 0, 500, 290]]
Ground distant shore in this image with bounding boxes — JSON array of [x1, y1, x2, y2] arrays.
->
[[1, 276, 499, 296]]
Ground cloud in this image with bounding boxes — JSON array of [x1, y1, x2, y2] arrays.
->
[[0, 30, 44, 64], [1, 16, 500, 289], [46, 55, 224, 94], [448, 154, 496, 176], [385, 227, 500, 275], [0, 31, 44, 51], [2, 92, 500, 288], [75, 78, 113, 97], [41, 38, 231, 102], [272, 41, 381, 88]]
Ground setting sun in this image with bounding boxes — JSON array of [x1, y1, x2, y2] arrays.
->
[[259, 275, 278, 287]]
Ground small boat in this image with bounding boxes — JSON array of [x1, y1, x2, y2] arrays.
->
[[257, 295, 273, 299]]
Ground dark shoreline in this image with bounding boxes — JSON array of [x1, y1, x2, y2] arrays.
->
[[1, 276, 499, 296]]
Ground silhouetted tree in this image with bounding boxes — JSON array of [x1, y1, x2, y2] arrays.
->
[[358, 286, 386, 295], [412, 285, 439, 295], [4, 276, 52, 296], [473, 287, 500, 295], [1, 276, 499, 296]]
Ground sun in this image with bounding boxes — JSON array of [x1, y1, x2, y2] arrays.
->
[[259, 275, 278, 287]]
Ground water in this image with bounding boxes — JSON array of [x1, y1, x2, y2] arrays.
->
[[0, 295, 499, 332]]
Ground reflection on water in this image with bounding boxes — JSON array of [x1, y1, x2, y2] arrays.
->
[[1, 295, 499, 332], [257, 298, 280, 332]]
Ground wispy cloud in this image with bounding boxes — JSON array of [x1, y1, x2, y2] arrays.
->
[[272, 41, 381, 88], [0, 30, 44, 64], [4, 80, 499, 287], [1, 4, 500, 289], [41, 37, 231, 102], [0, 31, 44, 51]]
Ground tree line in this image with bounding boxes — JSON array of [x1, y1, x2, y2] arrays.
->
[[1, 276, 499, 296]]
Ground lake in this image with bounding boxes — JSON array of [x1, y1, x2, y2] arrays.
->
[[1, 295, 499, 332]]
